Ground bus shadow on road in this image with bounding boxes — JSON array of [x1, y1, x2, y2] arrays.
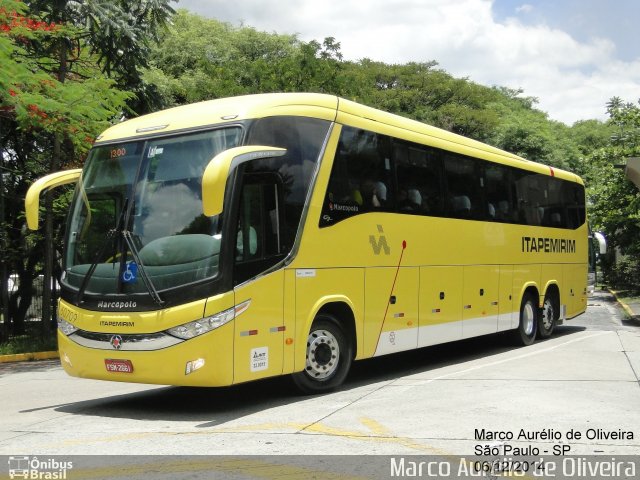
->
[[49, 326, 587, 426], [345, 325, 586, 389], [51, 375, 302, 425]]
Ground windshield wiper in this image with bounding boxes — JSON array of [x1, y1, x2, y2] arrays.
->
[[76, 198, 128, 306], [75, 198, 164, 308], [121, 228, 164, 307]]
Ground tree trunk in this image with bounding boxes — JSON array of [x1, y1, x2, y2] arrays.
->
[[41, 189, 54, 336], [41, 29, 68, 337], [0, 142, 9, 341]]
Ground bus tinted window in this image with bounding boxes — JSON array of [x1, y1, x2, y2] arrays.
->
[[246, 116, 330, 250], [565, 182, 586, 229], [444, 154, 481, 219], [514, 171, 545, 226], [484, 163, 515, 222], [321, 127, 392, 226], [540, 176, 566, 228], [320, 125, 585, 230], [395, 142, 444, 216]]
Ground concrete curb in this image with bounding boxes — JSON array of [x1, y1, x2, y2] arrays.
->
[[609, 289, 635, 318], [0, 351, 59, 364]]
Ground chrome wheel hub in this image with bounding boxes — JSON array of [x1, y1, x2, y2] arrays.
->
[[305, 328, 340, 380], [522, 302, 535, 336]]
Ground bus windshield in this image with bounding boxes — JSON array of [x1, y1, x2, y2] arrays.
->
[[63, 128, 242, 296]]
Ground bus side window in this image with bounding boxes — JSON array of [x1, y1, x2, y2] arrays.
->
[[564, 182, 586, 229], [320, 127, 393, 226], [444, 154, 480, 219], [514, 171, 543, 226], [484, 163, 514, 222], [233, 173, 286, 285], [394, 142, 444, 216]]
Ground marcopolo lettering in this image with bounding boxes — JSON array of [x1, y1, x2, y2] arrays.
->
[[97, 301, 137, 309], [329, 202, 359, 213], [522, 236, 576, 253]]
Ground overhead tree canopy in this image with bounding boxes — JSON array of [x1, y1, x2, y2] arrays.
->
[[584, 98, 640, 288], [0, 0, 175, 337]]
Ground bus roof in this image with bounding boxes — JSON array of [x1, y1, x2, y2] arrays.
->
[[96, 93, 582, 184]]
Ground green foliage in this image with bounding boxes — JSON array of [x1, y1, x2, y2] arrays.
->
[[569, 119, 614, 156], [0, 0, 175, 339], [603, 257, 640, 293], [146, 11, 519, 142], [486, 97, 584, 171], [145, 11, 344, 105], [0, 331, 57, 354], [26, 0, 176, 113], [607, 97, 640, 150], [1, 0, 132, 155], [582, 98, 640, 287]]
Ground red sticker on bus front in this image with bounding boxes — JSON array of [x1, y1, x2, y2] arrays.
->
[[105, 359, 134, 373]]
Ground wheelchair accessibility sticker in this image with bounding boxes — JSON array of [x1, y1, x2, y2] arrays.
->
[[121, 262, 138, 283]]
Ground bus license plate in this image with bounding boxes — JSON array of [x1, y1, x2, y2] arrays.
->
[[105, 359, 134, 373]]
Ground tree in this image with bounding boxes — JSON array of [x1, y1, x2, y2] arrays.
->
[[585, 98, 640, 289], [1, 0, 174, 338], [144, 11, 344, 107], [1, 0, 133, 337]]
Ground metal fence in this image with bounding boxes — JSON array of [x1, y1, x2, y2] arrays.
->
[[6, 275, 50, 319], [1, 275, 59, 350]]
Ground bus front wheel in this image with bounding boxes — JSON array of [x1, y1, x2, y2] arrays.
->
[[515, 293, 538, 346], [291, 314, 353, 394]]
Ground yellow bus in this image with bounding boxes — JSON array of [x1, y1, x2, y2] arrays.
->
[[25, 93, 587, 393]]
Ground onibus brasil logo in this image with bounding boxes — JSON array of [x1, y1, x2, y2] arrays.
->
[[8, 456, 73, 479]]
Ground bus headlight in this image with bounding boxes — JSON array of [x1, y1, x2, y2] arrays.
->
[[166, 300, 250, 340], [58, 318, 79, 336]]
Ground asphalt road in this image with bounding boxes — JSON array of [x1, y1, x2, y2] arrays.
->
[[1, 290, 638, 465]]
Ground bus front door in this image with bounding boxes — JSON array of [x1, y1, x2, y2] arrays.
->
[[231, 175, 286, 383]]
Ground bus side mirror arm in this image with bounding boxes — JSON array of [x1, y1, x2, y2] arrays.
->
[[594, 232, 607, 255], [25, 169, 82, 230], [202, 146, 286, 217]]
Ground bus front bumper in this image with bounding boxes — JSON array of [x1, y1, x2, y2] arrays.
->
[[57, 324, 234, 387]]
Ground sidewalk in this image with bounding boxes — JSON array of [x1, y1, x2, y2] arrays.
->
[[609, 289, 640, 320]]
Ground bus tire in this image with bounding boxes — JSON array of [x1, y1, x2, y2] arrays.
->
[[291, 314, 353, 394], [538, 294, 557, 338], [515, 293, 538, 346]]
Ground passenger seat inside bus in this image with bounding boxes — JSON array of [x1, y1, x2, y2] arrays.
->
[[497, 200, 510, 220], [488, 202, 496, 219], [451, 195, 471, 217]]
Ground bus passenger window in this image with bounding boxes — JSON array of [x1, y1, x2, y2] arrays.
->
[[564, 182, 586, 229], [444, 154, 480, 219], [483, 163, 513, 222], [394, 142, 443, 216], [320, 126, 393, 226]]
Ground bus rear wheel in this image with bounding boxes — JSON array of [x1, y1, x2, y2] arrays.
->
[[291, 314, 353, 394], [538, 294, 557, 338], [515, 293, 538, 346]]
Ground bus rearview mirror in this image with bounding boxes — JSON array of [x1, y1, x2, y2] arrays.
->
[[25, 169, 83, 230], [201, 146, 286, 217], [594, 232, 607, 255]]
